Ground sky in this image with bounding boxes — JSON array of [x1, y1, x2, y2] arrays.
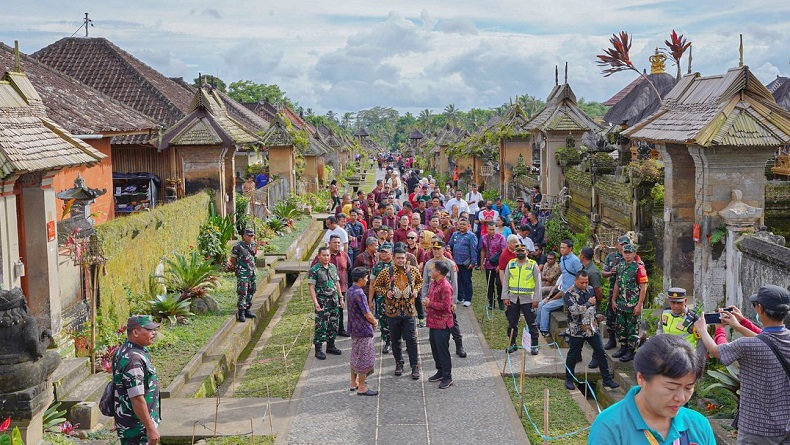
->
[[1, 1, 789, 116]]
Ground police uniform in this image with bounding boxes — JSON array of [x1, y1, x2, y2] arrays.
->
[[657, 287, 699, 348], [501, 246, 541, 354]]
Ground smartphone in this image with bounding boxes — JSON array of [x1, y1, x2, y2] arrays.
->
[[704, 313, 722, 324], [722, 307, 734, 312]]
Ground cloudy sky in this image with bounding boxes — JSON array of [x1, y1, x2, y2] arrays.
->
[[1, 1, 788, 115]]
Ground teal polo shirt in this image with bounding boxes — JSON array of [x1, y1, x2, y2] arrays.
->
[[588, 386, 715, 444]]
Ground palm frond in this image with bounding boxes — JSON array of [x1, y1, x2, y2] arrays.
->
[[596, 31, 637, 77], [664, 30, 692, 66]]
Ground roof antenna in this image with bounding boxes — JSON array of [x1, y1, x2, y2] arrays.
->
[[13, 40, 21, 73], [564, 62, 568, 84], [198, 72, 203, 87], [687, 44, 693, 74], [555, 65, 558, 86], [738, 34, 744, 68], [84, 13, 93, 37]]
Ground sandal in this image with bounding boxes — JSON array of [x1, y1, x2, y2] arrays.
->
[[348, 386, 358, 391], [357, 389, 379, 396]]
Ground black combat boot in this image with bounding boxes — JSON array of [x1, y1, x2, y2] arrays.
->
[[455, 339, 467, 358], [611, 345, 627, 358], [604, 335, 617, 350], [315, 344, 326, 360], [326, 341, 342, 355], [244, 305, 256, 319], [619, 346, 636, 362], [236, 309, 246, 323]]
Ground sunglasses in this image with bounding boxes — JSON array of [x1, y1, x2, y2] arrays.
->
[[407, 236, 417, 239]]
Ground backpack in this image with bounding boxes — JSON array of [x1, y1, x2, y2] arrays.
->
[[99, 380, 114, 417]]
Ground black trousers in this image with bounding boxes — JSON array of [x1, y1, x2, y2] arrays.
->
[[450, 311, 462, 343], [429, 328, 452, 379], [388, 315, 419, 368], [506, 300, 538, 347], [565, 333, 612, 381], [337, 307, 346, 334], [415, 295, 425, 319], [484, 268, 502, 306]]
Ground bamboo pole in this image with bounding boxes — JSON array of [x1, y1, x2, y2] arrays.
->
[[250, 418, 254, 445], [543, 388, 550, 445], [502, 329, 515, 375], [519, 347, 527, 418], [267, 384, 274, 436], [191, 421, 196, 444], [283, 345, 290, 396], [214, 392, 220, 437]]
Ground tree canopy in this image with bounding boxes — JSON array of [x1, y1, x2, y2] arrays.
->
[[227, 80, 294, 108]]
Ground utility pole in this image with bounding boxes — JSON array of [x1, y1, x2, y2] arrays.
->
[[84, 13, 93, 37]]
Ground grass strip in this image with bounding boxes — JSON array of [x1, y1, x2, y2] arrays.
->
[[205, 436, 275, 445], [265, 217, 312, 254], [235, 279, 314, 399], [469, 269, 590, 444]]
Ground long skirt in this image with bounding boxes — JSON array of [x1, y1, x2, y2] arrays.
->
[[350, 336, 375, 376]]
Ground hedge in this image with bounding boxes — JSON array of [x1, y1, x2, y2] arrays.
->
[[96, 192, 210, 334]]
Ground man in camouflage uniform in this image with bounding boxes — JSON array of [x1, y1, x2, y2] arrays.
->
[[112, 315, 161, 445], [610, 243, 648, 362], [369, 242, 394, 353], [309, 246, 344, 360], [230, 227, 258, 322], [600, 235, 630, 350]]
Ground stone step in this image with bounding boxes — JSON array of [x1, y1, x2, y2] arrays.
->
[[51, 357, 91, 401], [60, 372, 110, 412]]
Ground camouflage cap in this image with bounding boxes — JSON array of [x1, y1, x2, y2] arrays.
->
[[622, 243, 637, 253], [617, 235, 631, 245], [127, 314, 160, 331], [379, 242, 393, 252]]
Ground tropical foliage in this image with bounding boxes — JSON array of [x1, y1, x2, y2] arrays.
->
[[42, 402, 68, 431], [663, 30, 693, 80], [164, 251, 219, 301], [148, 294, 194, 325], [197, 215, 235, 265]]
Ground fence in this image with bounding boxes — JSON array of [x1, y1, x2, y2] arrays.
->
[[248, 178, 291, 220]]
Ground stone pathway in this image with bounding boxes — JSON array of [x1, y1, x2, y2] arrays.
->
[[278, 307, 529, 445]]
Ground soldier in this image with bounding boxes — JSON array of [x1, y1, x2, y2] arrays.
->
[[112, 315, 161, 445], [610, 243, 648, 362], [230, 227, 258, 323], [309, 247, 344, 360], [657, 288, 701, 352], [369, 242, 394, 353], [600, 235, 630, 349]]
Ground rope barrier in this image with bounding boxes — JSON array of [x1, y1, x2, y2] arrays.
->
[[504, 339, 603, 442]]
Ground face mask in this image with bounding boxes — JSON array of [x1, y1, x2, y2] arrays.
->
[[486, 206, 492, 210], [516, 253, 527, 260]]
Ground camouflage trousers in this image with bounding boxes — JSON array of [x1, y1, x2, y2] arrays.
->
[[236, 274, 257, 310], [313, 295, 339, 344], [374, 295, 391, 344], [605, 304, 617, 338], [615, 309, 639, 346]]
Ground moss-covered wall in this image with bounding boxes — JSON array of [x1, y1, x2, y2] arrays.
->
[[564, 168, 593, 233], [96, 192, 210, 333], [594, 175, 633, 230], [765, 180, 790, 239]]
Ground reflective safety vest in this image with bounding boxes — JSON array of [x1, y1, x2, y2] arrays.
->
[[660, 309, 699, 348], [507, 258, 537, 294]]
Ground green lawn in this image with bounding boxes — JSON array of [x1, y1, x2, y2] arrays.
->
[[205, 436, 275, 445], [265, 217, 312, 255], [236, 279, 314, 399], [470, 269, 590, 444]]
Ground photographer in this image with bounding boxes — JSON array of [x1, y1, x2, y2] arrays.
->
[[694, 285, 790, 444]]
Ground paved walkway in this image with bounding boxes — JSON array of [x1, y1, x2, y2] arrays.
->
[[279, 307, 529, 445]]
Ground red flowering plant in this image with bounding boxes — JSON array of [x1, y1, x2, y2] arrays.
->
[[0, 417, 24, 445], [596, 31, 663, 102], [663, 30, 692, 80], [95, 324, 127, 373]]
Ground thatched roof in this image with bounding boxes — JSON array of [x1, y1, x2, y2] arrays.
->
[[771, 77, 790, 112], [524, 83, 601, 133], [0, 71, 105, 179], [624, 66, 790, 147], [603, 73, 677, 127], [603, 76, 644, 107]]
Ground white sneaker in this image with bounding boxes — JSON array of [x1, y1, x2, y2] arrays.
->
[[463, 301, 471, 307]]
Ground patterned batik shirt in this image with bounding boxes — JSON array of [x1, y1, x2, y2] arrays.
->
[[373, 264, 424, 317], [614, 260, 648, 310], [231, 241, 257, 277], [563, 285, 598, 338], [308, 262, 340, 301], [112, 340, 160, 439]]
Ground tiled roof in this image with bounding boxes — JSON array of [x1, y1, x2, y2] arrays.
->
[[0, 71, 104, 178], [32, 37, 193, 127], [243, 101, 278, 123], [218, 91, 269, 134], [525, 83, 601, 133], [603, 73, 677, 127], [156, 86, 260, 148], [624, 66, 790, 147], [766, 76, 788, 94], [603, 76, 644, 107], [0, 42, 158, 136], [771, 78, 790, 112]]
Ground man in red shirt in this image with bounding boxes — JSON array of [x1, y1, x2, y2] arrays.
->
[[393, 215, 412, 244], [497, 234, 521, 287]]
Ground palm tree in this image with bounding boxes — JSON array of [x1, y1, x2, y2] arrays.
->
[[341, 112, 355, 130], [419, 109, 433, 132], [444, 104, 457, 126]]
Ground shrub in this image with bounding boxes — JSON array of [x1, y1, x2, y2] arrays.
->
[[148, 294, 194, 326], [265, 217, 288, 235], [235, 193, 251, 234], [271, 201, 301, 220], [198, 215, 235, 265], [165, 251, 219, 301]]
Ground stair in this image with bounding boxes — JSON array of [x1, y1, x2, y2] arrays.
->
[[59, 373, 110, 412], [51, 357, 92, 401]]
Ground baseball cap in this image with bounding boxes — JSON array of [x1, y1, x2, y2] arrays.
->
[[622, 243, 636, 253], [749, 285, 790, 312], [127, 315, 160, 331]]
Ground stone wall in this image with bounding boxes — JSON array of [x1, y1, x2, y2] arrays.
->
[[564, 168, 593, 233], [735, 232, 790, 327], [594, 175, 633, 231], [765, 180, 790, 238]]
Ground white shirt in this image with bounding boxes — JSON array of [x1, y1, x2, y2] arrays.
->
[[517, 234, 536, 252], [323, 226, 349, 251], [466, 191, 483, 213], [445, 198, 470, 214]]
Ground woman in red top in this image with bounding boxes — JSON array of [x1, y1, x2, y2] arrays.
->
[[424, 261, 455, 389]]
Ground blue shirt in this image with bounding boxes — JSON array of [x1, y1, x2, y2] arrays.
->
[[494, 203, 511, 222], [449, 230, 478, 266], [255, 173, 269, 189], [559, 252, 582, 292], [589, 386, 716, 445]]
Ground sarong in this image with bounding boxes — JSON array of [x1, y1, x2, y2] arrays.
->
[[350, 336, 375, 375]]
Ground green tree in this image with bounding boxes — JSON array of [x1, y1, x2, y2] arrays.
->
[[577, 98, 608, 120], [418, 109, 434, 132], [444, 104, 457, 126], [192, 75, 226, 92], [341, 112, 355, 130], [227, 80, 292, 107]]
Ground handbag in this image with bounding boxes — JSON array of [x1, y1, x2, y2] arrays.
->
[[488, 251, 501, 267]]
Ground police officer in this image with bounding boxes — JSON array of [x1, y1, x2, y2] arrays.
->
[[230, 227, 258, 322], [309, 247, 344, 360], [657, 288, 700, 350], [611, 243, 648, 362], [502, 244, 542, 355], [112, 315, 161, 445]]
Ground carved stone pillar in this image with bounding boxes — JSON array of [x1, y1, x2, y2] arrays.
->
[[718, 190, 762, 308]]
